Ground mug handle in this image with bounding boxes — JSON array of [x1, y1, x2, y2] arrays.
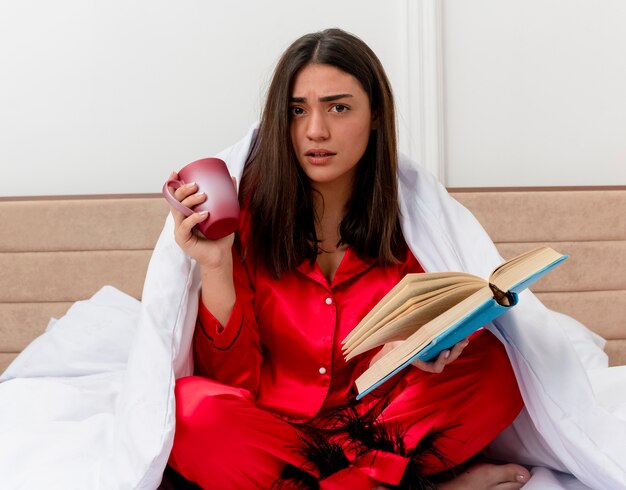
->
[[162, 180, 208, 218]]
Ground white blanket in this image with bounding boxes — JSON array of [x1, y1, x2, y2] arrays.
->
[[1, 125, 625, 489]]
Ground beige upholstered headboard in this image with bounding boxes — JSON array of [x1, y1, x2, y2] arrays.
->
[[0, 196, 169, 371], [1, 187, 624, 372]]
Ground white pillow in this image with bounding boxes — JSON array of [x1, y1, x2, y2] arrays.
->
[[1, 286, 139, 381]]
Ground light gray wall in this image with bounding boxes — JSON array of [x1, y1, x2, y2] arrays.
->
[[443, 0, 626, 186], [2, 1, 625, 196], [0, 0, 414, 196]]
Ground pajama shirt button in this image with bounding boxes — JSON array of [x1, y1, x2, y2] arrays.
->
[[319, 367, 327, 375], [325, 297, 333, 305]]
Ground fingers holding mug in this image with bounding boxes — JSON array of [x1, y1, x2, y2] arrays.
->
[[165, 174, 206, 223], [180, 188, 207, 210], [171, 180, 205, 209], [175, 210, 209, 247]]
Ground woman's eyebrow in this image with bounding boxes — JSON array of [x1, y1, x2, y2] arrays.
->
[[320, 93, 353, 102], [289, 94, 354, 103]]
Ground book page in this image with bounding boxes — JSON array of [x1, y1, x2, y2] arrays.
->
[[374, 283, 476, 328], [489, 247, 539, 277], [342, 272, 481, 350], [490, 247, 566, 293], [344, 281, 485, 359]]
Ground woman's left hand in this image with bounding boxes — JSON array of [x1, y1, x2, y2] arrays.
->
[[370, 337, 470, 374], [411, 337, 470, 373]]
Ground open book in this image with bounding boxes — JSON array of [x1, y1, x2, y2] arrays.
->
[[343, 246, 567, 399]]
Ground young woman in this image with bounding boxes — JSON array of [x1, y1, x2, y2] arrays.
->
[[165, 29, 530, 489]]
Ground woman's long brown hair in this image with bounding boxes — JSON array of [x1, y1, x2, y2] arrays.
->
[[240, 28, 403, 277]]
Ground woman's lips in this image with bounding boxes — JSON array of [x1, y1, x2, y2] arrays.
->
[[305, 149, 336, 165]]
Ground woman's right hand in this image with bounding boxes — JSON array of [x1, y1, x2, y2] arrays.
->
[[166, 171, 235, 270], [167, 171, 237, 325]]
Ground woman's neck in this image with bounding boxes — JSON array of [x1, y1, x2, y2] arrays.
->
[[312, 178, 353, 253], [313, 178, 350, 226], [310, 177, 354, 283]]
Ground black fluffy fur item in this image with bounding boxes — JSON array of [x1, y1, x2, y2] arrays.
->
[[273, 402, 454, 490]]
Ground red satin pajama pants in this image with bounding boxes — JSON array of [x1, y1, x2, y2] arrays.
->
[[168, 330, 523, 489]]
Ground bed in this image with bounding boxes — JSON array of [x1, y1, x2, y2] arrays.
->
[[1, 186, 624, 489]]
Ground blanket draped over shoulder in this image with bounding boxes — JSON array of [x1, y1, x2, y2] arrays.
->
[[1, 126, 625, 490]]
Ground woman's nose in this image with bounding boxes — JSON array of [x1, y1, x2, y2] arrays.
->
[[306, 111, 329, 141]]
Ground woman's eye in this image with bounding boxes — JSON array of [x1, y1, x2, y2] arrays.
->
[[331, 104, 349, 113], [290, 106, 305, 116]]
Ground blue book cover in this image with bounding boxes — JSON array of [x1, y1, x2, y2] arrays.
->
[[350, 249, 568, 400]]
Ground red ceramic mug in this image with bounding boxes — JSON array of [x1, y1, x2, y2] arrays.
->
[[162, 158, 240, 239]]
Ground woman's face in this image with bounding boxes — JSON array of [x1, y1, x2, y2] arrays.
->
[[289, 63, 373, 192]]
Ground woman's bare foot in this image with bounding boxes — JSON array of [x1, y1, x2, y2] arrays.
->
[[437, 463, 530, 490]]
